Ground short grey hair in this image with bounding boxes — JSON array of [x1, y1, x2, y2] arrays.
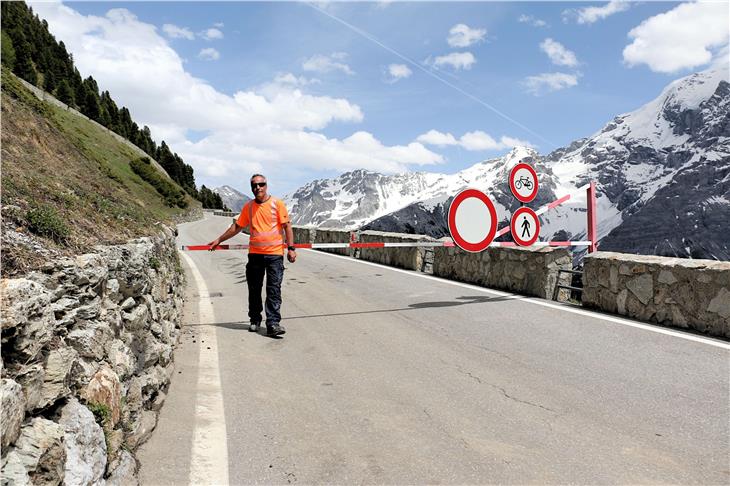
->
[[250, 174, 266, 182]]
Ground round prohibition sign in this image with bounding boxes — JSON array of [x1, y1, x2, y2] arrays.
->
[[448, 189, 498, 252], [509, 162, 539, 203], [511, 206, 541, 246]]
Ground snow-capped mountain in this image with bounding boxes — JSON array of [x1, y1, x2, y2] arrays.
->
[[213, 185, 250, 212], [286, 64, 730, 260]]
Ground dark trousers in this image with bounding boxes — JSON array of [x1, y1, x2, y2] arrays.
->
[[246, 254, 284, 326]]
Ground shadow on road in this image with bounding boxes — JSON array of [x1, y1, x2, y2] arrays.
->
[[187, 295, 517, 329]]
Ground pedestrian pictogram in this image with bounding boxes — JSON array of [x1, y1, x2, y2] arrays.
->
[[509, 162, 539, 203], [510, 207, 540, 246], [447, 188, 498, 252]]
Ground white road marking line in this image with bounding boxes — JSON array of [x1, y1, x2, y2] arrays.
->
[[306, 249, 730, 351], [179, 251, 230, 486]]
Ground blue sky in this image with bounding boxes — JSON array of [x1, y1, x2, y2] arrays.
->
[[32, 1, 730, 196]]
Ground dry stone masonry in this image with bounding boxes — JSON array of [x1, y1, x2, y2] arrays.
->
[[1, 226, 184, 485], [582, 252, 730, 338]]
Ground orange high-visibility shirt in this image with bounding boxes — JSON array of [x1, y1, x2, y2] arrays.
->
[[236, 197, 290, 255]]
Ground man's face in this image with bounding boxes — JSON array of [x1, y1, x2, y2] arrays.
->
[[251, 176, 268, 201]]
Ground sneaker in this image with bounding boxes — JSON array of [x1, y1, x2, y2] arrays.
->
[[249, 322, 260, 332], [267, 324, 286, 336]]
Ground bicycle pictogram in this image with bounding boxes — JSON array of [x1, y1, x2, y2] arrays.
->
[[515, 176, 533, 191]]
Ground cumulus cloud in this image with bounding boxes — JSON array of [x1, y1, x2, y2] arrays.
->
[[29, 2, 442, 190], [564, 0, 630, 24], [447, 24, 486, 48], [417, 129, 533, 151], [302, 52, 355, 75], [386, 63, 412, 83], [428, 52, 476, 70], [198, 48, 220, 61], [623, 1, 729, 73], [162, 23, 194, 40], [201, 27, 223, 40], [518, 14, 547, 28], [523, 72, 579, 95], [540, 38, 579, 67]]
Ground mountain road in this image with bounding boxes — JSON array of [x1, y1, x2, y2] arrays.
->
[[137, 213, 729, 484]]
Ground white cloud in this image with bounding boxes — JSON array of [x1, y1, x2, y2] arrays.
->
[[214, 22, 224, 28], [201, 27, 223, 40], [540, 38, 578, 67], [447, 24, 486, 48], [523, 72, 579, 95], [416, 130, 533, 151], [623, 2, 729, 73], [564, 0, 630, 24], [416, 130, 458, 146], [29, 2, 443, 191], [302, 52, 355, 75], [429, 52, 476, 70], [386, 63, 412, 83], [198, 48, 220, 61], [518, 14, 547, 28], [162, 23, 194, 40]]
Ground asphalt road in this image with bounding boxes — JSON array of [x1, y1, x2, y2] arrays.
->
[[138, 213, 730, 484]]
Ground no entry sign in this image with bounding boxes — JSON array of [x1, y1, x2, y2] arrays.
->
[[448, 189, 498, 252], [509, 162, 539, 203], [510, 207, 540, 246]]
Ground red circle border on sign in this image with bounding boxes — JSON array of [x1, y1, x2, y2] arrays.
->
[[509, 162, 539, 203], [448, 189, 498, 253], [510, 206, 541, 246]]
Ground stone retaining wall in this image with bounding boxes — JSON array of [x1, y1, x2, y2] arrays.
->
[[432, 246, 572, 299], [582, 252, 730, 338], [293, 227, 315, 248], [313, 228, 353, 257], [1, 227, 184, 485], [358, 231, 437, 272]]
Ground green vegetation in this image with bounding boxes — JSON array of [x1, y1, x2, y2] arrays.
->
[[148, 256, 161, 270], [26, 205, 69, 243], [0, 1, 211, 203], [1, 67, 200, 275], [131, 157, 188, 209], [87, 402, 112, 429]]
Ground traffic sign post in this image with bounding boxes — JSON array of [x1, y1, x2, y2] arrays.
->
[[509, 162, 539, 203], [447, 189, 498, 252], [510, 207, 540, 246]]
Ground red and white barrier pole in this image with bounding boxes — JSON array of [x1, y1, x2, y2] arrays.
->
[[586, 181, 598, 253]]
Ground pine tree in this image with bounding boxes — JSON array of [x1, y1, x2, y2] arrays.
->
[[1, 31, 16, 69], [55, 78, 74, 105]]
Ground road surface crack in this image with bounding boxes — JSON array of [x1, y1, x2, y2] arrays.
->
[[452, 363, 559, 414]]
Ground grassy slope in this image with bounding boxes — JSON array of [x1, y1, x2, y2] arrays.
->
[[1, 68, 201, 275]]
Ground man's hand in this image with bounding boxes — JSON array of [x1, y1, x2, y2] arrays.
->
[[287, 248, 297, 263], [207, 239, 220, 251]]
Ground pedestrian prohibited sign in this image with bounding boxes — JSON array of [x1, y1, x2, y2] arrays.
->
[[448, 189, 498, 252], [510, 207, 540, 246], [509, 162, 539, 203]]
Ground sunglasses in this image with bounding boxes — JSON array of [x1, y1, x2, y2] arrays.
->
[[251, 182, 267, 188]]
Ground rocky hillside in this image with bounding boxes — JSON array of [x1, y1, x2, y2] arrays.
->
[[1, 69, 201, 276], [288, 64, 730, 260]]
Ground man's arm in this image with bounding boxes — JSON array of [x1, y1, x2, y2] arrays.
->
[[282, 222, 296, 263], [207, 222, 243, 251]]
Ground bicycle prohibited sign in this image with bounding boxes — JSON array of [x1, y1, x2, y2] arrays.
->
[[510, 207, 540, 246], [448, 189, 498, 252], [509, 162, 539, 203]]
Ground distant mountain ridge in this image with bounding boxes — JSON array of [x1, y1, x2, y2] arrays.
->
[[213, 185, 250, 213], [285, 64, 730, 260]]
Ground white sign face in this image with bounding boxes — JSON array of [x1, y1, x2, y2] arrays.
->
[[448, 189, 498, 252], [455, 197, 492, 244], [509, 162, 539, 203]]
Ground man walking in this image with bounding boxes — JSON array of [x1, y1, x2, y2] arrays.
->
[[207, 174, 296, 336]]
